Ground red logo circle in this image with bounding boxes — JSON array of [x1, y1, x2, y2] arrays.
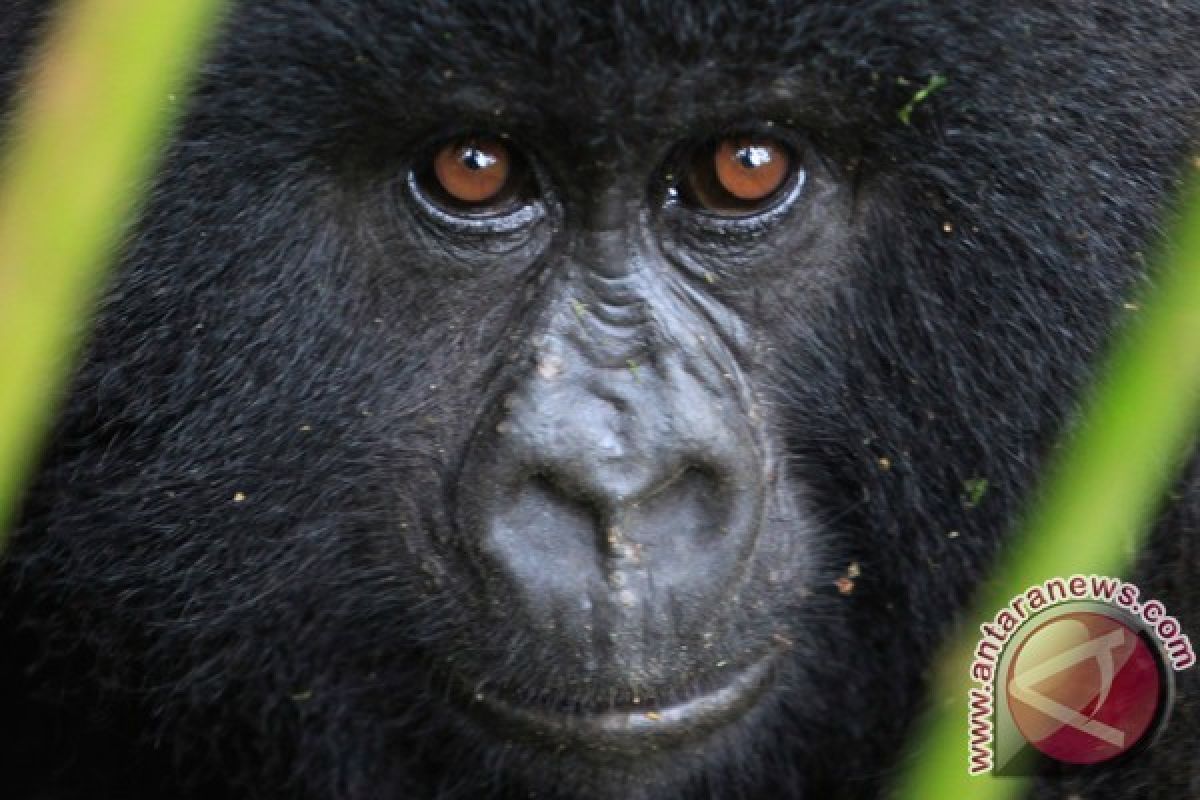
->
[[1005, 610, 1163, 764]]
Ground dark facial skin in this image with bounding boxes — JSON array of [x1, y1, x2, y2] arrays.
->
[[1, 2, 1199, 799]]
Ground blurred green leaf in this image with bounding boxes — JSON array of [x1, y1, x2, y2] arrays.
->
[[0, 0, 227, 547]]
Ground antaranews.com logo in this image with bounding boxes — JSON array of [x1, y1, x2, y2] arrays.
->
[[967, 575, 1195, 775]]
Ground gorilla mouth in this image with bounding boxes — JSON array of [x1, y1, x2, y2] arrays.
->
[[460, 652, 779, 756]]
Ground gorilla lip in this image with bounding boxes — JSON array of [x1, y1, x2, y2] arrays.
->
[[461, 652, 778, 755]]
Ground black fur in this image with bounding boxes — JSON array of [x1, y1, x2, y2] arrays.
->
[[1, 2, 1198, 798]]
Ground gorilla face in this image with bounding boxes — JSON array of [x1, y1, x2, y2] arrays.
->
[[324, 79, 856, 783], [2, 2, 1197, 799], [437, 128, 842, 740]]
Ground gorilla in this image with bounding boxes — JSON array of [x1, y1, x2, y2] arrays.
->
[[1, 1, 1198, 798]]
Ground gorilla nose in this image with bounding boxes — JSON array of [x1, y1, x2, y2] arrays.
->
[[518, 445, 731, 559], [456, 345, 766, 626], [516, 400, 720, 520]]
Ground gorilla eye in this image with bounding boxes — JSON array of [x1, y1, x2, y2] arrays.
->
[[435, 138, 510, 202], [414, 135, 534, 216], [681, 136, 795, 216]]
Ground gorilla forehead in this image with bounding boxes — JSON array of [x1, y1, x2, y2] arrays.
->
[[219, 0, 922, 143], [210, 0, 1196, 189]]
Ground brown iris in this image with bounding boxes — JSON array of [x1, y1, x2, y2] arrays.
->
[[682, 136, 793, 215], [432, 137, 513, 206]]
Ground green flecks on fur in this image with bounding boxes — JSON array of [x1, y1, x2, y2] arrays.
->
[[963, 477, 989, 508], [898, 74, 947, 125]]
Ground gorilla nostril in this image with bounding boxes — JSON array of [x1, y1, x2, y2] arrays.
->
[[483, 473, 600, 593], [481, 460, 745, 590], [639, 465, 718, 503], [625, 466, 727, 539], [525, 471, 598, 520], [528, 461, 730, 537], [526, 471, 604, 520]]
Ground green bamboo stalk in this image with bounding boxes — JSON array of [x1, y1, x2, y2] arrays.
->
[[0, 0, 227, 546]]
